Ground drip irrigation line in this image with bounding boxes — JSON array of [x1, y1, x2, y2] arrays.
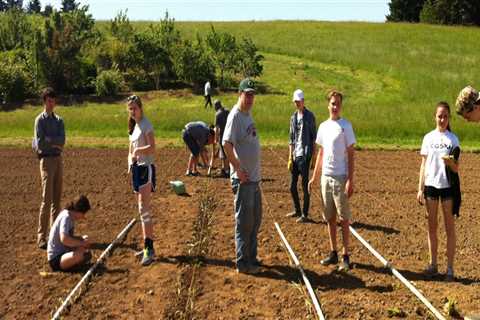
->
[[51, 218, 137, 320], [267, 146, 447, 320], [260, 186, 326, 320]]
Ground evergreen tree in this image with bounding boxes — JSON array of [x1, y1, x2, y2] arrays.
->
[[61, 0, 78, 12], [26, 0, 40, 13], [42, 4, 53, 16], [386, 0, 425, 22]]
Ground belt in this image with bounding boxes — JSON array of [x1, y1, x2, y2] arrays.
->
[[38, 153, 61, 159]]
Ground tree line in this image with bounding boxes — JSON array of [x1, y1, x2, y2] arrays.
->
[[387, 0, 480, 25], [0, 0, 264, 104]]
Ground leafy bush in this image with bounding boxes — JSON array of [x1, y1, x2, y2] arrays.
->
[[95, 69, 124, 96], [0, 51, 34, 104]]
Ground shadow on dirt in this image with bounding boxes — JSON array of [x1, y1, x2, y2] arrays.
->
[[354, 262, 479, 285], [351, 221, 400, 235]]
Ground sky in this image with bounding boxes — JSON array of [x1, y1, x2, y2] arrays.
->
[[39, 0, 391, 22]]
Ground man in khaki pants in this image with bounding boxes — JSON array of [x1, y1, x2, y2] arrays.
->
[[33, 88, 65, 249]]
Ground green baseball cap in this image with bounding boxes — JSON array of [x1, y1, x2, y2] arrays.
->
[[456, 85, 480, 114], [238, 78, 255, 93]]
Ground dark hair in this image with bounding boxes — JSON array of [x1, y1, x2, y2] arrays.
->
[[66, 195, 91, 214], [41, 87, 56, 102], [127, 95, 143, 135], [436, 101, 451, 132], [214, 100, 222, 111], [209, 125, 215, 137], [327, 89, 343, 102]]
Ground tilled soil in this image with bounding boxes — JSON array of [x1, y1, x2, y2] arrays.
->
[[1, 147, 479, 319]]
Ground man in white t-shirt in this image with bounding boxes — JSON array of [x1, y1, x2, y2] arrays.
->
[[308, 90, 356, 272]]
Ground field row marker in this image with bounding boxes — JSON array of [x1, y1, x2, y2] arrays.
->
[[274, 222, 326, 320], [349, 226, 446, 320], [260, 186, 326, 320], [51, 218, 137, 320], [267, 146, 446, 320]]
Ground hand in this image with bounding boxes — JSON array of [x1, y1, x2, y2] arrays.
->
[[345, 179, 354, 198], [237, 169, 249, 183], [443, 157, 455, 168], [82, 235, 91, 248], [416, 190, 424, 205]]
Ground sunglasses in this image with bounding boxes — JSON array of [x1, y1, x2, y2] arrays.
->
[[127, 95, 140, 103]]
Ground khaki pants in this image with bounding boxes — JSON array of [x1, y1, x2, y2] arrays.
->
[[38, 156, 63, 243]]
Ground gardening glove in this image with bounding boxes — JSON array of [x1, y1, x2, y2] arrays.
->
[[288, 157, 293, 172]]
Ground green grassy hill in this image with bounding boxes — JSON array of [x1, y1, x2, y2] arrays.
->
[[2, 21, 480, 149]]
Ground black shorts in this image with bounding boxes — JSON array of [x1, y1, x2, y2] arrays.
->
[[182, 130, 200, 157], [132, 163, 156, 193], [424, 186, 453, 201], [49, 255, 62, 272]]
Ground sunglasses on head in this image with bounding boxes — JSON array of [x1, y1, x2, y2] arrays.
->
[[127, 95, 140, 103]]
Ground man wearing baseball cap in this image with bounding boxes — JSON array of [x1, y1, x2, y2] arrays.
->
[[456, 85, 480, 122], [286, 89, 316, 223], [222, 78, 262, 274]]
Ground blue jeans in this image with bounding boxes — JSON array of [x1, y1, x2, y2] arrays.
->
[[290, 156, 310, 217], [231, 179, 262, 270]]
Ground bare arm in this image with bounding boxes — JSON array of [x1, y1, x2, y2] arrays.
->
[[417, 156, 426, 205], [308, 147, 323, 192], [345, 145, 355, 198], [224, 141, 248, 182], [132, 131, 155, 157], [60, 233, 89, 248]]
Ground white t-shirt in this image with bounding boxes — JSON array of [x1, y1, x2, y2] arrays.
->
[[420, 129, 459, 189], [47, 210, 74, 260], [129, 117, 154, 166], [316, 118, 356, 176], [294, 113, 304, 158]]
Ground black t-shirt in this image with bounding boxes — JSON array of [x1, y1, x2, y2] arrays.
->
[[215, 108, 229, 137]]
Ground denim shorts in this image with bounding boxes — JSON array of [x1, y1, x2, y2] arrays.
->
[[424, 186, 453, 202], [49, 255, 62, 272], [132, 163, 156, 193]]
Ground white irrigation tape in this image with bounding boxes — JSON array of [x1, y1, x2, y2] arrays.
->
[[274, 222, 326, 320], [51, 218, 137, 320], [349, 226, 446, 320]]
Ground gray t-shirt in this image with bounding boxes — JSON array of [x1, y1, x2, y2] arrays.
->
[[47, 210, 74, 260], [222, 104, 261, 182], [129, 117, 154, 166], [185, 121, 210, 147]]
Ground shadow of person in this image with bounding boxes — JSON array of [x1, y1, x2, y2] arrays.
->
[[351, 221, 400, 235], [353, 262, 480, 285]]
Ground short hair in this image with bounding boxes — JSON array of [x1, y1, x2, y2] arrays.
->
[[66, 195, 91, 214], [41, 87, 56, 102], [209, 125, 215, 136], [327, 89, 343, 102]]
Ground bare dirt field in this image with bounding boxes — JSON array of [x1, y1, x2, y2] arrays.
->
[[1, 147, 479, 319]]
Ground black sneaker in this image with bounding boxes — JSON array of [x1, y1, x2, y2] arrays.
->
[[296, 216, 308, 223], [286, 211, 301, 218], [338, 255, 350, 272], [38, 239, 47, 250], [320, 251, 338, 265]]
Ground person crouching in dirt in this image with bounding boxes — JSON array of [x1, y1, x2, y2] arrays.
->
[[455, 85, 480, 122], [208, 100, 230, 178], [127, 95, 156, 266], [308, 90, 356, 272], [417, 102, 460, 282], [223, 78, 262, 274], [47, 195, 92, 272], [182, 121, 215, 176]]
